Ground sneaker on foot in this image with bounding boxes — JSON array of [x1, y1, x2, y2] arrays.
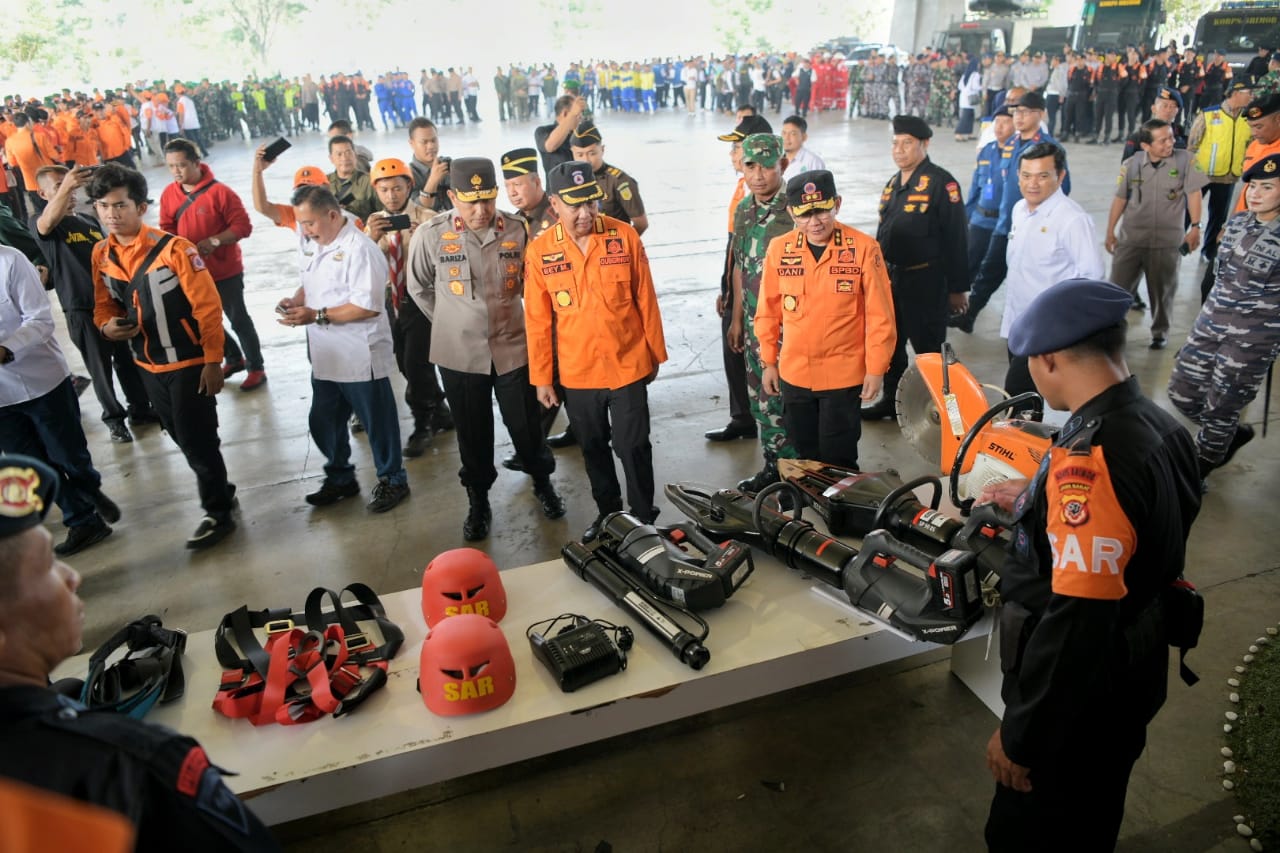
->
[[306, 479, 360, 506], [222, 360, 246, 379], [55, 517, 113, 556], [186, 515, 235, 550], [108, 421, 134, 443], [368, 479, 410, 513], [240, 370, 267, 391], [350, 414, 365, 433], [90, 488, 121, 524]]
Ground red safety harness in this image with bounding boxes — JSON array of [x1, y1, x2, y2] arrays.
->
[[212, 584, 403, 725]]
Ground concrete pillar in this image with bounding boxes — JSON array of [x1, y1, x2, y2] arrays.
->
[[891, 0, 970, 55]]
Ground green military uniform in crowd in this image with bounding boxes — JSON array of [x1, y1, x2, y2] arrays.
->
[[848, 63, 864, 117], [929, 63, 956, 127], [732, 134, 796, 472]]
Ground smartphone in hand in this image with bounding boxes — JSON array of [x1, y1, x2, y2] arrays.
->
[[385, 213, 411, 230], [262, 137, 292, 163]]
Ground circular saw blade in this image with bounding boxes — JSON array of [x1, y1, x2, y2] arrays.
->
[[896, 362, 943, 467]]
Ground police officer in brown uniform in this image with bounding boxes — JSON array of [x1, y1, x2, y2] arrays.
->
[[406, 158, 565, 541], [499, 148, 564, 472], [569, 120, 650, 235], [866, 115, 970, 420]]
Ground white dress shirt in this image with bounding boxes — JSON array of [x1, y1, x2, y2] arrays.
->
[[298, 220, 395, 383], [1002, 188, 1105, 340], [0, 247, 69, 406], [782, 146, 828, 182]]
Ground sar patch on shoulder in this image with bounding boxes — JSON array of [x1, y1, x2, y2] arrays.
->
[[185, 247, 206, 271], [946, 182, 961, 204], [1060, 493, 1089, 526]]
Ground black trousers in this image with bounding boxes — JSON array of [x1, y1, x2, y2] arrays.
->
[[968, 233, 1009, 317], [215, 275, 264, 372], [720, 242, 750, 426], [439, 364, 553, 491], [139, 364, 234, 519], [66, 310, 151, 425], [967, 223, 995, 286], [884, 266, 948, 399], [781, 380, 863, 469], [563, 380, 655, 518], [1093, 89, 1119, 140], [390, 299, 445, 431], [985, 723, 1147, 852], [1003, 348, 1044, 420], [1067, 93, 1092, 138], [1201, 182, 1235, 260]]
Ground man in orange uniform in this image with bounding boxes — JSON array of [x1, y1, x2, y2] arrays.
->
[[3, 113, 56, 214], [1234, 92, 1280, 213], [755, 170, 897, 470], [91, 102, 135, 168], [524, 161, 668, 542], [89, 164, 237, 550]]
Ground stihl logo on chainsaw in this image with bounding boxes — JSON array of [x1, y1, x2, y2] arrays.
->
[[986, 441, 1016, 461]]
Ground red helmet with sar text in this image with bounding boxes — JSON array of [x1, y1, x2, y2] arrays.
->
[[418, 614, 516, 716], [421, 548, 507, 627]]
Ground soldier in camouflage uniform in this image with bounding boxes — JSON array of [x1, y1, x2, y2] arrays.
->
[[847, 61, 864, 118], [1167, 152, 1280, 483], [905, 54, 932, 118], [729, 133, 796, 491], [928, 59, 957, 127]]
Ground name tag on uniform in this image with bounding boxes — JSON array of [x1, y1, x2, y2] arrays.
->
[[600, 255, 630, 266], [543, 262, 572, 274]]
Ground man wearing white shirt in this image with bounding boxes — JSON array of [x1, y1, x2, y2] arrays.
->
[[780, 115, 826, 182], [1003, 142, 1105, 415], [277, 185, 409, 513], [0, 246, 119, 556]]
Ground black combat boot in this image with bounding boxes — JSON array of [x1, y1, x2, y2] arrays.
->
[[463, 487, 492, 541]]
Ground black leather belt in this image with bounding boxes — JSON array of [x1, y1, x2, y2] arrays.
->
[[887, 261, 932, 274]]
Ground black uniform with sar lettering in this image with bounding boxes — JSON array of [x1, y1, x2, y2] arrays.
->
[[0, 686, 279, 851], [988, 377, 1201, 849], [872, 156, 969, 413]]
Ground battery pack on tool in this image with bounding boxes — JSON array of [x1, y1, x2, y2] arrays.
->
[[529, 620, 627, 692]]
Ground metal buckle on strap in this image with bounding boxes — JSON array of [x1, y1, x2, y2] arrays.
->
[[343, 631, 369, 651], [265, 619, 295, 634]]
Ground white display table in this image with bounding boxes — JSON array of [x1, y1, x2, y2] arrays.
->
[[58, 551, 1001, 825]]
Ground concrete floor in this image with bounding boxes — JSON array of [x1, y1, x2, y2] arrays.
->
[[54, 105, 1278, 852]]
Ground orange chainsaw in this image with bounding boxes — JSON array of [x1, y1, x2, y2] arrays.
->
[[895, 344, 1054, 513]]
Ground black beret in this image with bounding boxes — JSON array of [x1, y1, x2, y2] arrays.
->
[[449, 157, 498, 202], [1011, 91, 1046, 110], [547, 160, 603, 204], [718, 114, 773, 142], [891, 114, 932, 139], [1246, 93, 1280, 120], [1008, 278, 1133, 357], [0, 454, 58, 538], [785, 170, 838, 214], [500, 148, 539, 179], [1243, 153, 1280, 182]]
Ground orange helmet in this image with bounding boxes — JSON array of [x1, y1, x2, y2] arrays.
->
[[419, 615, 516, 716], [421, 548, 507, 627], [154, 93, 169, 104], [370, 158, 412, 184], [293, 165, 328, 187]]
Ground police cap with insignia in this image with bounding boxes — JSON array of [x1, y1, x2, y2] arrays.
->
[[786, 169, 838, 215], [1227, 79, 1255, 96], [992, 104, 1012, 119], [449, 157, 499, 202], [891, 114, 933, 140], [547, 160, 604, 205], [571, 119, 602, 147], [0, 454, 58, 539], [741, 133, 783, 168], [1243, 152, 1280, 182], [717, 114, 773, 142], [500, 147, 539, 179], [1008, 278, 1133, 357], [1246, 92, 1280, 120], [1156, 86, 1184, 110]]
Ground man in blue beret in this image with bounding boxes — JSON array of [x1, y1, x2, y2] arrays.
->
[[981, 277, 1202, 852], [1168, 151, 1280, 484]]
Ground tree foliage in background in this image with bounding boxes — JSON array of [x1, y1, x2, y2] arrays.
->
[[0, 0, 95, 83], [712, 0, 776, 54], [1164, 0, 1218, 43], [541, 0, 607, 53], [223, 0, 309, 68]]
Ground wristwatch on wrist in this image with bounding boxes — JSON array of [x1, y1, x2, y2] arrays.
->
[[316, 307, 330, 326], [209, 237, 221, 248]]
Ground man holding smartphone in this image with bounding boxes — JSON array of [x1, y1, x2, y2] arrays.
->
[[89, 164, 238, 550], [364, 157, 451, 458]]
